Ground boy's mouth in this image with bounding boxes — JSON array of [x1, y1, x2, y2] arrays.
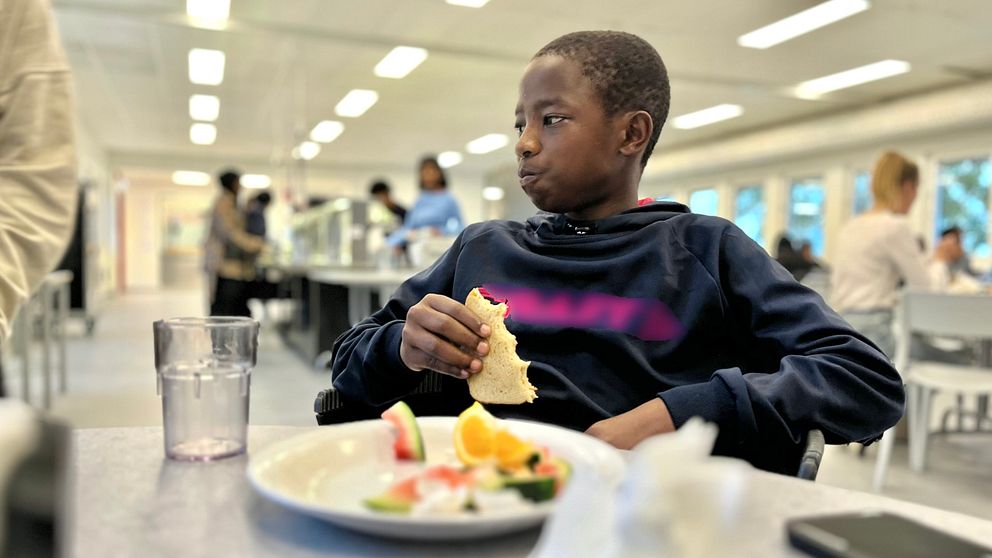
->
[[518, 168, 541, 187]]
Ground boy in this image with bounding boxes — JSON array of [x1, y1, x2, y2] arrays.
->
[[331, 31, 903, 474]]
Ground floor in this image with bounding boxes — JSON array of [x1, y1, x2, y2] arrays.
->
[[5, 288, 991, 521]]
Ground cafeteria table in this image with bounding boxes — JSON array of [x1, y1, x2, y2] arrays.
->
[[69, 426, 992, 557]]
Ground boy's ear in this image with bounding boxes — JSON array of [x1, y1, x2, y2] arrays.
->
[[618, 111, 653, 159]]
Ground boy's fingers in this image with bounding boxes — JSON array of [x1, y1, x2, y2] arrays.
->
[[412, 304, 488, 356], [402, 346, 471, 379], [424, 294, 491, 339], [402, 323, 479, 373]]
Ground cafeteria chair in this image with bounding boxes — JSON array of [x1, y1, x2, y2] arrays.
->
[[315, 383, 827, 481], [872, 291, 992, 491]]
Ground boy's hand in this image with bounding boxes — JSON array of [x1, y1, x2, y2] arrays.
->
[[585, 398, 676, 450], [400, 294, 491, 379]]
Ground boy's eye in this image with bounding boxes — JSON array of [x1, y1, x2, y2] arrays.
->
[[543, 115, 565, 126], [514, 123, 524, 136]]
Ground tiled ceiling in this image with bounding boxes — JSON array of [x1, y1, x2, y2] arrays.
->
[[53, 0, 992, 176]]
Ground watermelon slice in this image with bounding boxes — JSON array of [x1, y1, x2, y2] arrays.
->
[[381, 401, 425, 461], [364, 476, 418, 513]]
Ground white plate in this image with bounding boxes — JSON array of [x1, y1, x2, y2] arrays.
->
[[247, 417, 625, 540]]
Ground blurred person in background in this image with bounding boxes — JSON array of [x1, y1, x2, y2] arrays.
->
[[930, 226, 983, 294], [800, 241, 828, 274], [831, 152, 959, 357], [245, 191, 271, 239], [775, 234, 813, 281], [0, 0, 77, 398], [369, 179, 407, 223], [204, 170, 265, 317], [386, 156, 464, 251]]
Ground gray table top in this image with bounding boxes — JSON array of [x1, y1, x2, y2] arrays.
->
[[70, 426, 992, 558]]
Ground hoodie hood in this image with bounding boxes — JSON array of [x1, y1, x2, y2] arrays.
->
[[526, 201, 691, 237]]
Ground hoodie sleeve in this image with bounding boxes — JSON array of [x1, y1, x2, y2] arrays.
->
[[658, 226, 904, 470], [330, 233, 464, 405]]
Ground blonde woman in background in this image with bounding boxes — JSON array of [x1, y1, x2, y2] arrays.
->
[[831, 152, 958, 357]]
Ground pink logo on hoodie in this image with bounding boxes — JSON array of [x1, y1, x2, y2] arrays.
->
[[478, 284, 682, 342]]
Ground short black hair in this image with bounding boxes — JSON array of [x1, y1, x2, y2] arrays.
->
[[369, 180, 390, 196], [534, 31, 670, 166], [940, 226, 962, 239], [254, 192, 272, 207], [218, 169, 240, 192]]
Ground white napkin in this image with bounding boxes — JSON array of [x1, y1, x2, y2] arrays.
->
[[0, 398, 41, 547], [531, 418, 752, 558]]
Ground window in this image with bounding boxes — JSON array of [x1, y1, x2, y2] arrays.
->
[[734, 185, 765, 245], [689, 188, 719, 216], [787, 178, 826, 256], [853, 171, 871, 215], [935, 157, 991, 258]]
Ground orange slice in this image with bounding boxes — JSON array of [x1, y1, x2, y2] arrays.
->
[[454, 402, 498, 465], [495, 429, 535, 471]]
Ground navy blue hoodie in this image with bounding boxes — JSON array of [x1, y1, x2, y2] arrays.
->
[[331, 202, 904, 474]]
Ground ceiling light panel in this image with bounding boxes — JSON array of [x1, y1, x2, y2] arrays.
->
[[189, 123, 217, 145], [671, 104, 744, 130], [189, 94, 220, 121], [172, 170, 211, 186], [482, 187, 505, 201], [466, 133, 508, 154], [310, 121, 345, 143], [241, 174, 271, 189], [437, 151, 463, 168], [295, 141, 321, 160], [794, 60, 910, 99], [186, 0, 230, 29], [738, 0, 870, 49], [335, 89, 379, 118], [188, 48, 226, 86], [374, 46, 429, 79]]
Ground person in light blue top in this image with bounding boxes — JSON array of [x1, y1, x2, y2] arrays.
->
[[386, 156, 464, 247]]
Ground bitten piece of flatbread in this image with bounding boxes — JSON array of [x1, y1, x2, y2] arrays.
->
[[464, 288, 537, 404]]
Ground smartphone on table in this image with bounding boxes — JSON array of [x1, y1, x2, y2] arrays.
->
[[786, 510, 992, 558]]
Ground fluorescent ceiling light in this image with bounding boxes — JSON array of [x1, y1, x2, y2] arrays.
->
[[437, 151, 463, 168], [672, 104, 744, 130], [482, 187, 505, 201], [446, 0, 490, 6], [310, 120, 345, 143], [241, 174, 271, 189], [334, 89, 379, 118], [794, 59, 910, 99], [189, 123, 217, 145], [466, 133, 509, 154], [188, 48, 225, 86], [294, 141, 321, 161], [374, 46, 429, 79], [186, 0, 229, 29], [171, 170, 211, 186], [189, 94, 220, 121], [738, 0, 870, 49]]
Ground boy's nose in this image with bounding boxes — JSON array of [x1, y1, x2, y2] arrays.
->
[[515, 128, 540, 160]]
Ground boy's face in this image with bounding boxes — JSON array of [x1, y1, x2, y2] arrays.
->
[[514, 56, 632, 220]]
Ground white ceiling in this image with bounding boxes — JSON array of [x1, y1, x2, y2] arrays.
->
[[53, 0, 992, 178]]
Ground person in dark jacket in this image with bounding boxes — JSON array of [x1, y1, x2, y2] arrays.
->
[[245, 191, 271, 238], [330, 31, 904, 474]]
